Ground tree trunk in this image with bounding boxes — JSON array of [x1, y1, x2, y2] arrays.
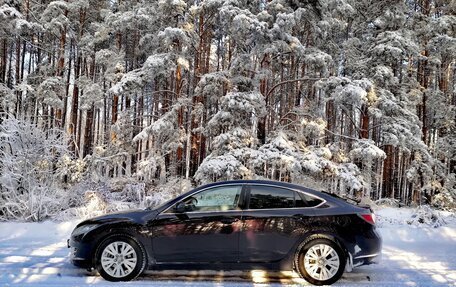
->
[[257, 54, 269, 145], [189, 12, 207, 176], [83, 105, 94, 157], [83, 55, 96, 158], [0, 39, 6, 84], [55, 9, 68, 127], [382, 145, 394, 198], [176, 64, 184, 174], [14, 38, 21, 116], [360, 103, 369, 139], [70, 50, 81, 154], [325, 100, 335, 144]]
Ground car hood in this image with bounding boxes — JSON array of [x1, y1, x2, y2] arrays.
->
[[77, 209, 158, 227]]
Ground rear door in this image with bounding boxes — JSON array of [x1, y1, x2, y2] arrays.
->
[[239, 184, 318, 263]]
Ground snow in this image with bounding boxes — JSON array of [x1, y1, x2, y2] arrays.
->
[[0, 207, 455, 286], [157, 27, 190, 48], [349, 139, 386, 162]]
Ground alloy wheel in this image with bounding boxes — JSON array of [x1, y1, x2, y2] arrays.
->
[[100, 241, 138, 278], [303, 243, 340, 281]]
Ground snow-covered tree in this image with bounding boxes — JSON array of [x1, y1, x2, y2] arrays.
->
[[195, 90, 266, 183], [0, 0, 454, 219]]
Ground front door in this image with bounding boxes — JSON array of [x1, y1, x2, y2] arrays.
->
[[151, 184, 244, 263]]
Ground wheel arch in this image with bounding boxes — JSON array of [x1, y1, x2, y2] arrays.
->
[[89, 225, 149, 267]]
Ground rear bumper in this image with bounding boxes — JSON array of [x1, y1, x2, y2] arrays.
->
[[346, 251, 381, 272], [346, 227, 382, 271], [353, 252, 381, 266]]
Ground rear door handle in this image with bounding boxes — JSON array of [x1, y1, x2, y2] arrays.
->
[[220, 218, 239, 224]]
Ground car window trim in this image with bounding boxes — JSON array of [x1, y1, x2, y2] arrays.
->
[[244, 183, 326, 210], [160, 183, 246, 215], [160, 183, 326, 215]]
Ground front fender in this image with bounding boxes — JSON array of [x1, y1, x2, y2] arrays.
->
[[78, 222, 152, 267]]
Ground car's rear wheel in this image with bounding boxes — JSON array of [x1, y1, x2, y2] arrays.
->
[[95, 234, 146, 281], [295, 238, 346, 285]]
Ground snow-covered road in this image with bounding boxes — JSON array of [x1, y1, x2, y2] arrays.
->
[[0, 209, 455, 287]]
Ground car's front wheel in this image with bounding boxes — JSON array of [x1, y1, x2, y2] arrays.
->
[[95, 234, 146, 281], [295, 238, 346, 285]]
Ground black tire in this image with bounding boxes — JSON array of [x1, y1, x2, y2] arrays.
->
[[295, 238, 346, 286], [94, 234, 146, 282]]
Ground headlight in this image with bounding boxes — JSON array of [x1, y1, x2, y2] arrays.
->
[[72, 224, 98, 236]]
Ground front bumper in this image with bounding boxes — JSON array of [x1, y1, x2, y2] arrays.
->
[[67, 237, 95, 268]]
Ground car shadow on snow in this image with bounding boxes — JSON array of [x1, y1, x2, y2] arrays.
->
[[140, 268, 375, 286], [136, 256, 454, 287]]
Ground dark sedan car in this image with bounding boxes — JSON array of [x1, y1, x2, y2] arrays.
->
[[68, 180, 381, 285]]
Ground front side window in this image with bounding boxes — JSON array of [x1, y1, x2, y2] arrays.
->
[[180, 185, 242, 212], [248, 185, 295, 209]]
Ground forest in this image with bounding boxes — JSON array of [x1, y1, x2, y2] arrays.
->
[[0, 0, 455, 221]]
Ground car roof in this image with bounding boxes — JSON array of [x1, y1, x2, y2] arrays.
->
[[196, 180, 354, 206]]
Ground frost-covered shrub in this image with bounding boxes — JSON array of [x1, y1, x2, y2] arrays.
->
[[144, 177, 193, 208], [70, 190, 109, 219], [431, 174, 456, 211], [121, 183, 146, 206], [0, 84, 15, 112], [55, 177, 192, 221], [375, 198, 401, 207], [56, 189, 137, 221], [407, 205, 447, 228], [432, 192, 456, 211], [56, 154, 87, 184], [0, 116, 69, 221], [55, 180, 141, 221]]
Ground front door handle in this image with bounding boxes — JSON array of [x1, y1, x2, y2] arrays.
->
[[220, 218, 239, 224], [292, 215, 306, 221]]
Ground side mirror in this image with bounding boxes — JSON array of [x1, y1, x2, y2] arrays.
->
[[174, 202, 186, 213]]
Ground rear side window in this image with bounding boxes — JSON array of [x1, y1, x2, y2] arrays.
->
[[248, 186, 295, 209], [296, 192, 323, 207], [249, 185, 323, 209]]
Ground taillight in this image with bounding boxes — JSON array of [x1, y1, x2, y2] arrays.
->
[[359, 213, 376, 225]]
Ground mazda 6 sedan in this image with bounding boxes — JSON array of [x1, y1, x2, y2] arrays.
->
[[68, 180, 381, 285]]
